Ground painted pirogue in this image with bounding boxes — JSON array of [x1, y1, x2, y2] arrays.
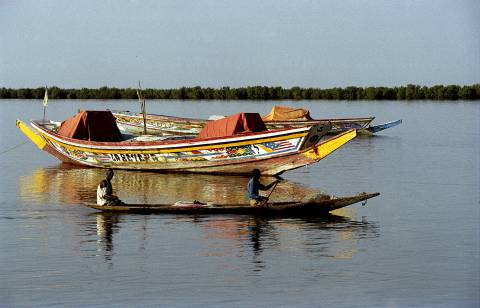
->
[[16, 111, 356, 175], [111, 106, 401, 136]]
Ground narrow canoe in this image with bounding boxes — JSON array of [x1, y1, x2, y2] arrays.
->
[[84, 192, 380, 215]]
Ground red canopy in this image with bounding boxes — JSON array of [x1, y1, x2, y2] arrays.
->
[[57, 111, 122, 142], [196, 113, 267, 139]]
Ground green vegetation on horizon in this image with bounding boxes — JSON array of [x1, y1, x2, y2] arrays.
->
[[1, 84, 479, 100]]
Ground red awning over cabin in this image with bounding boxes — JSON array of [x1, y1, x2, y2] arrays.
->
[[196, 113, 268, 139], [57, 111, 122, 142]]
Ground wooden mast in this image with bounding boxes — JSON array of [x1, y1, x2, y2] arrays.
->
[[137, 81, 147, 135]]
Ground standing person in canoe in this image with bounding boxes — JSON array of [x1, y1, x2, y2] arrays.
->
[[97, 169, 124, 206], [247, 169, 281, 207]]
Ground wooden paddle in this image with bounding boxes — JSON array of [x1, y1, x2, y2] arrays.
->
[[266, 181, 279, 199]]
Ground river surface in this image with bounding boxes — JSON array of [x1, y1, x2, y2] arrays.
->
[[0, 99, 478, 307]]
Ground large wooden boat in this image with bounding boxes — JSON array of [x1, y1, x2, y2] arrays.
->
[[16, 111, 356, 175], [111, 106, 401, 136], [84, 192, 380, 215]]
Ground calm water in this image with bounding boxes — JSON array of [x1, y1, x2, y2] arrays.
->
[[0, 99, 478, 307]]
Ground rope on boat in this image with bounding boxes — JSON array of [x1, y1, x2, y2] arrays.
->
[[0, 141, 29, 155]]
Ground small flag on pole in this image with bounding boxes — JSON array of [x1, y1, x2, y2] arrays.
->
[[43, 88, 48, 107]]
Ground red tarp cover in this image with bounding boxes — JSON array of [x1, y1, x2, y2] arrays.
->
[[196, 113, 268, 139], [57, 111, 122, 142]]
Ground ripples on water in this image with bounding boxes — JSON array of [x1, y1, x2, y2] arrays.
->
[[1, 100, 478, 306], [8, 160, 382, 306]]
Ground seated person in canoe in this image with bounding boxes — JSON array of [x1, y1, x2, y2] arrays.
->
[[97, 169, 124, 206], [247, 169, 280, 207]]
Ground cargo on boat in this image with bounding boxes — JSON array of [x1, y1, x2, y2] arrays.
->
[[111, 106, 401, 136], [16, 110, 355, 175], [84, 192, 380, 215]]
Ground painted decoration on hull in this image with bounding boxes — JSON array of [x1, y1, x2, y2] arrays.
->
[[43, 135, 304, 167], [16, 111, 355, 175]]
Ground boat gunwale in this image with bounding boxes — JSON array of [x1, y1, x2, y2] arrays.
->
[[30, 119, 353, 154], [30, 120, 315, 150], [112, 110, 375, 125]]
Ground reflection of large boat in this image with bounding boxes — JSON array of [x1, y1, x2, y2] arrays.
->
[[84, 192, 379, 215], [18, 166, 341, 205], [16, 110, 355, 175], [112, 106, 401, 136]]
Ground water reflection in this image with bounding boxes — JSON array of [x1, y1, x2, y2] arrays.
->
[[18, 165, 380, 268], [87, 212, 379, 268], [244, 215, 379, 272], [95, 213, 120, 261], [18, 164, 329, 205], [247, 217, 276, 271]]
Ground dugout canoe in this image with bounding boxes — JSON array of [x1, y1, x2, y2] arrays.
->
[[84, 192, 380, 215], [16, 111, 354, 175]]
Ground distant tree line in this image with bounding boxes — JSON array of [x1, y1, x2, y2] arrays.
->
[[1, 84, 479, 100]]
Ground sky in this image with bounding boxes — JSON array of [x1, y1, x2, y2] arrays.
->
[[0, 0, 479, 88]]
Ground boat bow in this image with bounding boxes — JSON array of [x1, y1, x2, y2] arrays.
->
[[16, 120, 46, 150]]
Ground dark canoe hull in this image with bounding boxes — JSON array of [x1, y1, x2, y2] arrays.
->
[[84, 192, 380, 215]]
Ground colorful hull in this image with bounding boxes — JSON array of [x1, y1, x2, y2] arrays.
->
[[84, 192, 380, 215], [16, 120, 356, 175], [112, 110, 375, 136]]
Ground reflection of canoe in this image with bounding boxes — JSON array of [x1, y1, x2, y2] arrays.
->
[[84, 192, 380, 215], [16, 111, 355, 175], [111, 106, 400, 136]]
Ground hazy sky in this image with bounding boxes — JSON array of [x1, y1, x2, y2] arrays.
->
[[1, 0, 479, 88]]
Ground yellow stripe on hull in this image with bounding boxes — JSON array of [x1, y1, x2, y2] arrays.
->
[[302, 129, 356, 160], [16, 120, 46, 150]]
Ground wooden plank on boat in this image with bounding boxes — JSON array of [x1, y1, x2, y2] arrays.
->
[[84, 192, 380, 215]]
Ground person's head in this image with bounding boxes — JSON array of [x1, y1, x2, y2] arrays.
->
[[106, 169, 114, 180], [252, 168, 261, 179]]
